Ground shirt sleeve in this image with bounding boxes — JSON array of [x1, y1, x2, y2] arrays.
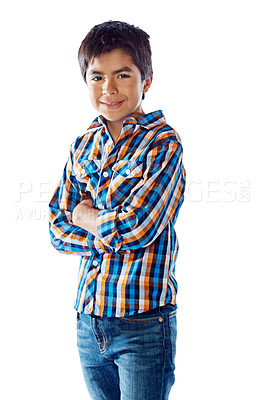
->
[[49, 143, 109, 256], [96, 137, 186, 252]]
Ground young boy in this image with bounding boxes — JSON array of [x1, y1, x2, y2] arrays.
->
[[49, 21, 186, 400]]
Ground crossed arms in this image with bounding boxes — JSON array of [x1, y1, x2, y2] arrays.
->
[[49, 137, 185, 256]]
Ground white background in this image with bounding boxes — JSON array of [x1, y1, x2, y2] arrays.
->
[[1, 0, 265, 399]]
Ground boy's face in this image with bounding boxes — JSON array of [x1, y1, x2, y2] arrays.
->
[[86, 49, 152, 131]]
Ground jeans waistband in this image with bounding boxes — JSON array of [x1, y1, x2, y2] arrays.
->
[[142, 303, 177, 317], [78, 303, 177, 320]]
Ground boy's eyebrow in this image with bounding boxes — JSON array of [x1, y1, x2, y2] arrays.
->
[[89, 67, 134, 75], [113, 67, 134, 74]]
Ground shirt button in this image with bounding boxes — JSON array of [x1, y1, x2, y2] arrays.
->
[[103, 171, 108, 178], [98, 204, 104, 210], [93, 260, 98, 266], [81, 168, 86, 175], [159, 317, 163, 323], [126, 169, 131, 175]]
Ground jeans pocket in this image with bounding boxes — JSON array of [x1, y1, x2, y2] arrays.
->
[[168, 312, 177, 366], [118, 315, 163, 325]]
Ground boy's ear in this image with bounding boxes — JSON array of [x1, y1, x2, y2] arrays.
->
[[143, 75, 153, 95]]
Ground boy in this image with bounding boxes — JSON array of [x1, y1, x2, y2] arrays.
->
[[49, 21, 185, 400]]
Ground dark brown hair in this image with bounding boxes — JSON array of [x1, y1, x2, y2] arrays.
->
[[78, 21, 153, 83]]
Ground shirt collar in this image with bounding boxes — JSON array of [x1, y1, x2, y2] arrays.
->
[[131, 110, 166, 129], [88, 110, 166, 131]]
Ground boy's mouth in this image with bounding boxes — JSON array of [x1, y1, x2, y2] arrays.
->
[[100, 100, 124, 110]]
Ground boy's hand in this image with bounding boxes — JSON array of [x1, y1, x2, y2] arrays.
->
[[72, 196, 99, 237], [79, 196, 94, 208]]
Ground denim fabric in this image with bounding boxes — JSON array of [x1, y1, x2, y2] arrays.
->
[[76, 304, 177, 400]]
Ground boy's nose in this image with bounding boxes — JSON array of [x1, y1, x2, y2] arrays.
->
[[102, 80, 118, 96]]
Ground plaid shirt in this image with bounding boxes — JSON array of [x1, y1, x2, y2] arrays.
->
[[49, 110, 186, 317]]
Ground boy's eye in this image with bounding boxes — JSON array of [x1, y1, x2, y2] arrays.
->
[[118, 74, 130, 79], [92, 76, 102, 81]]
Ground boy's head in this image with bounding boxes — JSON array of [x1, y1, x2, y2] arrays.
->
[[78, 21, 153, 84]]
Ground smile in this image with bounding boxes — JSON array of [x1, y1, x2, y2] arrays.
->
[[100, 100, 124, 109]]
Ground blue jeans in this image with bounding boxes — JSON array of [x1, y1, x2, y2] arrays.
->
[[76, 304, 177, 400]]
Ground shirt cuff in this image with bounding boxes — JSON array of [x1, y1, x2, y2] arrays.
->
[[87, 232, 110, 255], [96, 208, 123, 252]]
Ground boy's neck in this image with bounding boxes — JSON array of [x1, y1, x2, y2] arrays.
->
[[106, 120, 122, 144]]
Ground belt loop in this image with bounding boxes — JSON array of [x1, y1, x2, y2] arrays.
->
[[77, 312, 80, 321]]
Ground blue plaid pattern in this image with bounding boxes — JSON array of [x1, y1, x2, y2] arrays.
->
[[49, 110, 186, 317]]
